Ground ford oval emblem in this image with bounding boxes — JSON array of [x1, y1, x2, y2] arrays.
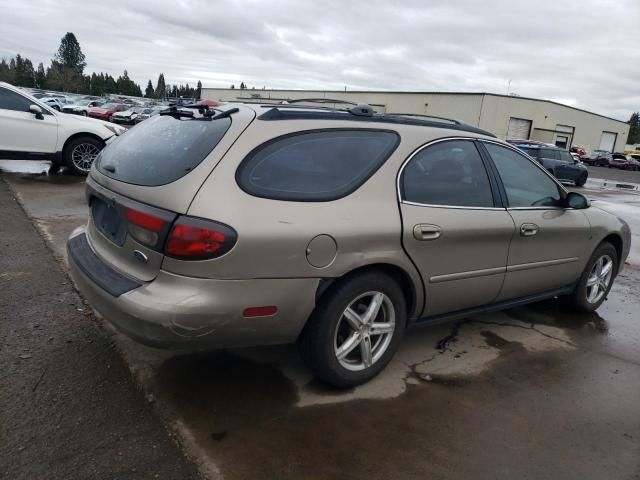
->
[[133, 250, 148, 263]]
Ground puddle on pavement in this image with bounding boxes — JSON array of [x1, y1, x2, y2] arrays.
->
[[151, 279, 640, 480]]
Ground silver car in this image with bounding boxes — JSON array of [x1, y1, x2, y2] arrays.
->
[[67, 103, 631, 387]]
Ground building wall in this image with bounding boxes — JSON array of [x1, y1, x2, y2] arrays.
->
[[201, 88, 628, 152]]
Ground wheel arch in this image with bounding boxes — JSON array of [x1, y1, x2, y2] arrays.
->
[[315, 263, 422, 326], [601, 233, 623, 269], [62, 132, 106, 157]]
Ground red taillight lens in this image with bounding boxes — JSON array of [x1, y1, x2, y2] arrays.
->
[[125, 208, 165, 232], [165, 217, 237, 260]]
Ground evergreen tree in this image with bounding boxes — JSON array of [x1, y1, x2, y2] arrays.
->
[[196, 80, 202, 99], [0, 59, 12, 83], [154, 73, 166, 99], [34, 62, 46, 89], [240, 82, 246, 89], [230, 84, 235, 89], [54, 32, 86, 72], [627, 112, 640, 145], [145, 80, 154, 97]]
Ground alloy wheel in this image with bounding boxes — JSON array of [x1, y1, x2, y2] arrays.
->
[[334, 291, 395, 371], [586, 254, 613, 304], [71, 143, 101, 173]]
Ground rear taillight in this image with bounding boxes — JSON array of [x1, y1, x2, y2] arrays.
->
[[165, 216, 237, 260], [126, 207, 167, 248]]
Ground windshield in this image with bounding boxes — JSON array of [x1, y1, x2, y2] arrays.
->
[[95, 114, 232, 186]]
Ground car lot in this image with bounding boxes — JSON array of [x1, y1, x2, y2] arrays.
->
[[1, 166, 639, 479]]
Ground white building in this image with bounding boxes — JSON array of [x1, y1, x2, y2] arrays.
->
[[201, 88, 628, 153]]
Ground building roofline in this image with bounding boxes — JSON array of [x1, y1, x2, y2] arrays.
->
[[201, 87, 628, 125]]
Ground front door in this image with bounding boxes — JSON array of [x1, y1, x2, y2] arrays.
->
[[0, 86, 58, 157], [480, 141, 591, 300], [399, 139, 515, 317]]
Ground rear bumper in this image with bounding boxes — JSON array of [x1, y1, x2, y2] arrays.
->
[[67, 228, 319, 349]]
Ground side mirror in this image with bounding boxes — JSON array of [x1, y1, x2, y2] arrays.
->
[[29, 104, 44, 120], [565, 192, 589, 209]]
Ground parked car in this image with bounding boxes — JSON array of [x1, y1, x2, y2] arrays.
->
[[612, 152, 627, 160], [133, 106, 165, 124], [62, 100, 104, 116], [110, 107, 147, 125], [40, 97, 66, 111], [515, 144, 588, 186], [582, 149, 612, 166], [67, 103, 630, 388], [0, 82, 126, 174], [608, 156, 640, 171], [87, 103, 128, 121]]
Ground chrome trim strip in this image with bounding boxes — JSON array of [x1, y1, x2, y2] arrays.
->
[[430, 266, 506, 283], [402, 200, 505, 211], [507, 257, 579, 272]]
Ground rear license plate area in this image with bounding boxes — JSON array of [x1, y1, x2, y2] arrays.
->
[[91, 197, 127, 246]]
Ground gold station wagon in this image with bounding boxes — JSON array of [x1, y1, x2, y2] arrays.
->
[[68, 102, 631, 387]]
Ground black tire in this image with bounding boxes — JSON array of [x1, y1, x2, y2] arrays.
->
[[298, 271, 407, 388], [575, 175, 587, 187], [63, 136, 104, 176], [566, 242, 618, 312], [81, 111, 87, 116]]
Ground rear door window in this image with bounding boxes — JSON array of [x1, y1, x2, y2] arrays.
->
[[96, 114, 231, 186], [236, 129, 399, 201], [400, 140, 495, 208]]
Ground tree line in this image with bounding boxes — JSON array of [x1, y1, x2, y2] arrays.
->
[[0, 32, 203, 99]]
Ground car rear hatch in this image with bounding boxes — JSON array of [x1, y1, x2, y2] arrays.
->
[[84, 105, 255, 282]]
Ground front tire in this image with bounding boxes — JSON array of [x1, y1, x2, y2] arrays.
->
[[566, 242, 618, 312], [299, 272, 407, 388], [63, 136, 104, 175]]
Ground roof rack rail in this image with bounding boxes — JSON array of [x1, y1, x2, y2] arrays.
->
[[385, 113, 460, 125], [283, 98, 358, 105], [257, 107, 496, 137]]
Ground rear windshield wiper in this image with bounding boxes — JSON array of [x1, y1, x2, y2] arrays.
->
[[203, 107, 239, 120], [159, 106, 194, 119]]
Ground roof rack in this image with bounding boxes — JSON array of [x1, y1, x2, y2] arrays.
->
[[283, 98, 358, 106], [257, 105, 496, 137], [385, 113, 459, 125]]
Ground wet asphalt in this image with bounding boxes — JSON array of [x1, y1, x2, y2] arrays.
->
[[1, 166, 639, 479], [0, 180, 200, 480]]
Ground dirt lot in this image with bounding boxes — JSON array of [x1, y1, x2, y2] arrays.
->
[[1, 168, 639, 480]]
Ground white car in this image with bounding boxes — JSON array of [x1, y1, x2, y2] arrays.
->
[[0, 82, 126, 175], [62, 100, 104, 116]]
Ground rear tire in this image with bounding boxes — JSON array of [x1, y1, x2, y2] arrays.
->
[[63, 136, 104, 176], [566, 242, 618, 312], [298, 272, 407, 388]]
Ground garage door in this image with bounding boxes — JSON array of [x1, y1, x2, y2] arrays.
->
[[506, 118, 532, 140], [599, 132, 616, 152]]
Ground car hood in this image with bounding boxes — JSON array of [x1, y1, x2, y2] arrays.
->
[[62, 113, 117, 132]]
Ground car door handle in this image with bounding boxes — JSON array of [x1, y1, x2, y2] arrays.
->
[[413, 224, 441, 241], [520, 223, 539, 237]]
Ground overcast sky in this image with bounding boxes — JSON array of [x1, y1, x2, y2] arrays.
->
[[1, 0, 638, 120]]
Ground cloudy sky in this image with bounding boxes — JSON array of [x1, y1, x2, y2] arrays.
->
[[1, 0, 638, 119]]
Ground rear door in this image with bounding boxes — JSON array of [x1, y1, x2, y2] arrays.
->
[[555, 150, 580, 181], [480, 141, 591, 301], [398, 138, 514, 317]]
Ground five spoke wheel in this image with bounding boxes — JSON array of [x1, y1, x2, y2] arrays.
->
[[586, 254, 613, 304], [334, 291, 395, 371]]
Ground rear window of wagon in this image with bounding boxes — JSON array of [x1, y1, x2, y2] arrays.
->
[[236, 129, 400, 201], [96, 114, 231, 186]]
